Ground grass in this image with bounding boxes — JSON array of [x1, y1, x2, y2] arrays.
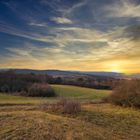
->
[[0, 104, 139, 140], [53, 85, 110, 100], [0, 85, 139, 140], [0, 109, 103, 140], [81, 104, 140, 138], [0, 85, 110, 105], [0, 93, 56, 105]]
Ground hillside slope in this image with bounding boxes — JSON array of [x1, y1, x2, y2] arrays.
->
[[0, 85, 110, 104]]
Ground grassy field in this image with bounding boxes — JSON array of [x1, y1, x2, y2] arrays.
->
[[53, 85, 110, 100], [0, 85, 110, 105], [0, 85, 140, 140]]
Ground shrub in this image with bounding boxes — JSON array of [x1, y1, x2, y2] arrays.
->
[[27, 83, 55, 97], [1, 84, 10, 92], [40, 98, 81, 114], [0, 71, 55, 94], [57, 98, 81, 114], [63, 100, 81, 114], [109, 80, 140, 108]]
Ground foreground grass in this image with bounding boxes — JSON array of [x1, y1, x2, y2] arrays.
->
[[0, 85, 139, 140], [0, 85, 110, 105], [0, 104, 139, 140]]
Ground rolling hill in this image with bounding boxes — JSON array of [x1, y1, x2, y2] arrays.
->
[[0, 68, 125, 78], [0, 85, 110, 104]]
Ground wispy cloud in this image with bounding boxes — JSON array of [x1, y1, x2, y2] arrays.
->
[[0, 22, 53, 43], [59, 0, 86, 16], [41, 0, 86, 16], [1, 32, 140, 72], [51, 17, 73, 24], [29, 22, 47, 27], [104, 0, 140, 18]]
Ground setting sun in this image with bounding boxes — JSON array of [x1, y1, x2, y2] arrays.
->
[[108, 63, 122, 73]]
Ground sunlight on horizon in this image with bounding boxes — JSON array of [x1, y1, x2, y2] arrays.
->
[[107, 63, 123, 73]]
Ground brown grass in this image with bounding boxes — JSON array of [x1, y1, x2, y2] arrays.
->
[[0, 103, 140, 140]]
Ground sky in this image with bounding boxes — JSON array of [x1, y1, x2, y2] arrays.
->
[[0, 0, 140, 73]]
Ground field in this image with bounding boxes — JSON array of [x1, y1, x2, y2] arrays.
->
[[0, 85, 110, 105], [0, 85, 140, 140]]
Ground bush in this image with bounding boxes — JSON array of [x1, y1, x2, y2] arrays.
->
[[57, 98, 81, 114], [27, 83, 55, 97], [0, 71, 55, 94], [40, 98, 81, 114], [109, 80, 140, 108], [1, 84, 10, 92]]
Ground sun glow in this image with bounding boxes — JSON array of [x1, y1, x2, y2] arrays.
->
[[107, 63, 123, 73]]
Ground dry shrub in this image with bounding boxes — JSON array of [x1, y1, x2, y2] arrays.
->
[[109, 80, 140, 108], [27, 83, 55, 97], [40, 98, 81, 114], [63, 100, 81, 114], [59, 98, 81, 114]]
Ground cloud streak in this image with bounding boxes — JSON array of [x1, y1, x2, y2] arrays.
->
[[29, 22, 48, 27], [104, 0, 140, 18], [51, 17, 73, 24]]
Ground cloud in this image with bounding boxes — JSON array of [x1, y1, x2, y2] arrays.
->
[[0, 22, 54, 43], [1, 32, 140, 73], [104, 0, 140, 18], [29, 22, 47, 27], [41, 0, 86, 17], [0, 0, 140, 73], [51, 17, 73, 24], [0, 20, 136, 52], [60, 0, 87, 16]]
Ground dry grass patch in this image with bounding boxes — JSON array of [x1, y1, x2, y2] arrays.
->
[[0, 109, 121, 140], [0, 103, 140, 140]]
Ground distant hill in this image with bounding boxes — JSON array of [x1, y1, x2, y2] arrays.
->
[[0, 69, 126, 79], [129, 74, 140, 79], [81, 71, 124, 78]]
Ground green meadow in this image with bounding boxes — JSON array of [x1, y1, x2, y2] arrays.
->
[[0, 85, 110, 104]]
